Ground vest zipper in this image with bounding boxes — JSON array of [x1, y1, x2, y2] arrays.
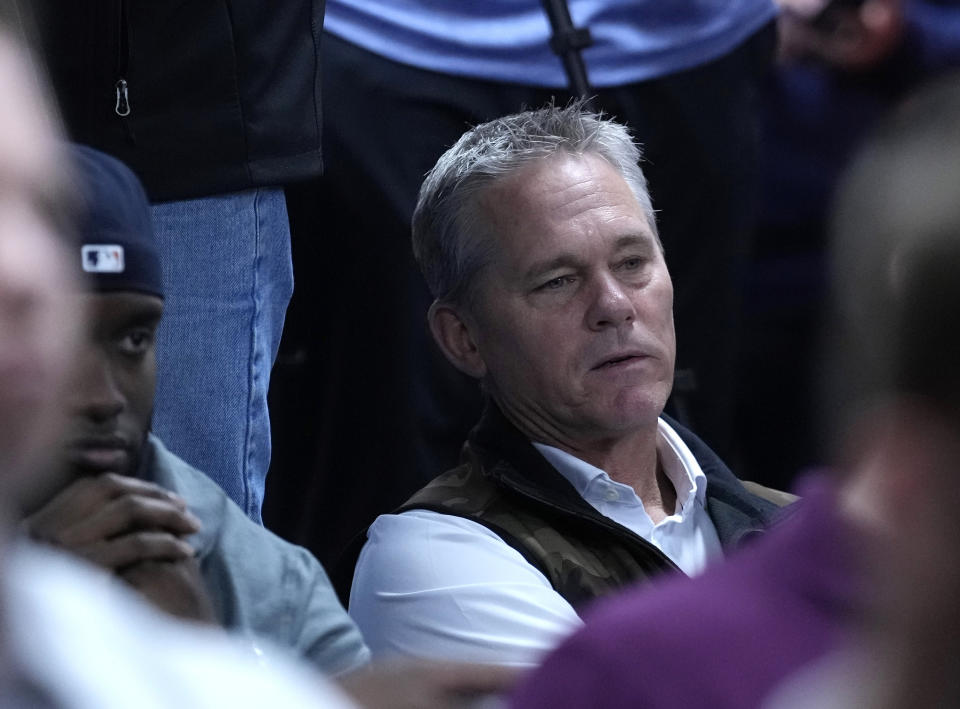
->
[[115, 78, 130, 117]]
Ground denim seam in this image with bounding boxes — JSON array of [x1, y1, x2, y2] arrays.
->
[[243, 188, 264, 519]]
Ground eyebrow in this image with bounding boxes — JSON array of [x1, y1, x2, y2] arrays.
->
[[523, 254, 583, 282], [126, 309, 164, 327], [611, 233, 654, 252], [98, 299, 164, 330], [522, 233, 654, 282]]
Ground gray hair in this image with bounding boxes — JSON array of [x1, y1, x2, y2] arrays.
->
[[412, 101, 658, 305]]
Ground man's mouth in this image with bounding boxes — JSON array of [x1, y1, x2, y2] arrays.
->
[[591, 352, 649, 370], [67, 436, 132, 474]]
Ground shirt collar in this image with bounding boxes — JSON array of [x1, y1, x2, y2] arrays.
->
[[657, 417, 708, 513], [531, 417, 708, 516]]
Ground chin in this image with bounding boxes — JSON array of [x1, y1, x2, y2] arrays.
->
[[605, 389, 669, 431]]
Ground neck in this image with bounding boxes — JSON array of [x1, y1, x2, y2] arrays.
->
[[497, 398, 676, 517]]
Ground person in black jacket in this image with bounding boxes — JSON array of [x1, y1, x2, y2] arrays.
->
[[27, 0, 328, 523]]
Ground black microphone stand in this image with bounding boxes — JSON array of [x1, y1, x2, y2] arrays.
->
[[540, 0, 595, 107]]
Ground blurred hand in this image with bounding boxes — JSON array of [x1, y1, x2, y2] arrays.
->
[[23, 472, 201, 570], [777, 0, 904, 71], [120, 557, 217, 624], [339, 660, 519, 709]]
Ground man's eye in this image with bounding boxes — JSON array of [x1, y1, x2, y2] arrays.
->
[[539, 275, 575, 291], [620, 256, 644, 271], [118, 330, 152, 356]]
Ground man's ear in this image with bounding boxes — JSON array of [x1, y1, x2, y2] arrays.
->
[[427, 301, 487, 379]]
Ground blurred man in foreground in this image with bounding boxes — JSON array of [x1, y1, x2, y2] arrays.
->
[[0, 19, 356, 707], [767, 73, 960, 709]]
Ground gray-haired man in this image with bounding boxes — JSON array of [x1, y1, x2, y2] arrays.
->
[[348, 104, 788, 666]]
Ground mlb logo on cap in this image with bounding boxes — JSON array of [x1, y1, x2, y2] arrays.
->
[[82, 244, 125, 273]]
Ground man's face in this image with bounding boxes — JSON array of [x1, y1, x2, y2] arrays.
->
[[466, 152, 675, 444], [64, 293, 163, 478], [0, 35, 80, 486]]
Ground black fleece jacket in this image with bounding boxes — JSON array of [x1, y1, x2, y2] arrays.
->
[[32, 0, 326, 202]]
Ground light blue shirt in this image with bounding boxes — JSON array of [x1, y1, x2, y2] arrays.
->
[[349, 417, 722, 666], [325, 0, 777, 88]]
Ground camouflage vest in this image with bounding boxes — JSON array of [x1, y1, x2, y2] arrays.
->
[[397, 405, 784, 611]]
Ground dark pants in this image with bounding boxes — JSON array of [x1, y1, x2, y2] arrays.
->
[[265, 27, 775, 568]]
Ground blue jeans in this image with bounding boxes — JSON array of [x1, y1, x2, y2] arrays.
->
[[151, 188, 293, 522]]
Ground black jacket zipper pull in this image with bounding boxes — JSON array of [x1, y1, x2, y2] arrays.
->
[[115, 78, 131, 117]]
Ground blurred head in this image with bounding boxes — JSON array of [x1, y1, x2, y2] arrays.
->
[[0, 28, 81, 499], [823, 76, 960, 707], [826, 74, 960, 444], [62, 145, 164, 479], [416, 105, 673, 447]]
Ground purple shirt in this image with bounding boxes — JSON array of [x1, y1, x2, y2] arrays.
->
[[510, 476, 863, 709]]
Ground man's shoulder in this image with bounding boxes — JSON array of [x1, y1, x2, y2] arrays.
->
[[395, 456, 565, 569], [143, 435, 318, 571], [143, 434, 224, 499], [660, 415, 791, 534], [359, 510, 529, 584], [146, 436, 370, 675], [740, 480, 800, 508], [334, 466, 514, 605], [399, 415, 585, 520], [349, 510, 581, 665], [401, 458, 504, 516]]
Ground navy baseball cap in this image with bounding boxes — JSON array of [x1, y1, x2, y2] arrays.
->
[[70, 144, 164, 299]]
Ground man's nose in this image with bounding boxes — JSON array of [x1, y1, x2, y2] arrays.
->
[[73, 349, 124, 422], [586, 273, 636, 330]]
